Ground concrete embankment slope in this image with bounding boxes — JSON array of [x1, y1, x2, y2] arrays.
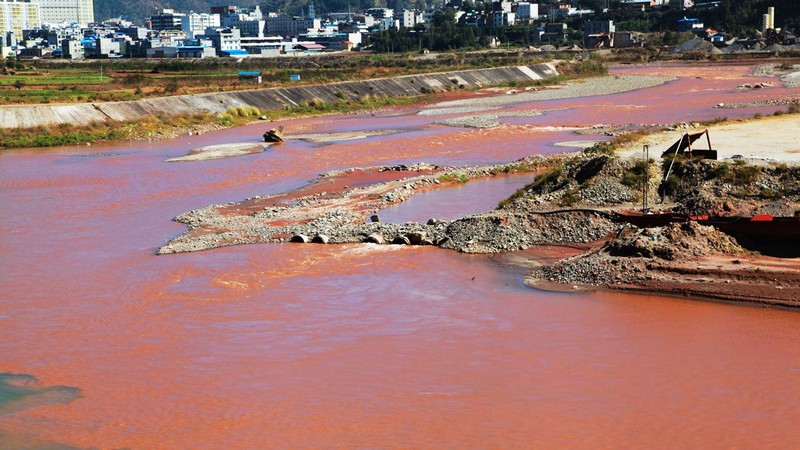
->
[[0, 64, 559, 129]]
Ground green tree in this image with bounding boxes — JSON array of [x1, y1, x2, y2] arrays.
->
[[164, 79, 180, 94], [714, 0, 758, 35]]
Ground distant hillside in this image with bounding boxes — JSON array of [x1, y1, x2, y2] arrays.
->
[[94, 0, 258, 25]]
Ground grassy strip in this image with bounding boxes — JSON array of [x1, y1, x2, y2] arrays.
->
[[0, 113, 218, 148], [254, 94, 424, 121]]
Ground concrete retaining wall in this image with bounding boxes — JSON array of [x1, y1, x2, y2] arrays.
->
[[0, 63, 559, 129]]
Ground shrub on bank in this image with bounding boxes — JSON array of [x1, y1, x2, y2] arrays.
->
[[0, 113, 213, 148]]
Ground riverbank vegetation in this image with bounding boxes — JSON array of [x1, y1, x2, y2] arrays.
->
[[3, 43, 794, 106], [0, 58, 608, 149], [5, 46, 770, 107], [0, 51, 570, 106]]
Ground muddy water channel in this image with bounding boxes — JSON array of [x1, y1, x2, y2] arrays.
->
[[2, 63, 800, 449]]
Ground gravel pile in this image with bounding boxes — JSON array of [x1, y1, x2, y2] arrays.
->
[[673, 38, 723, 54], [423, 75, 674, 112], [436, 110, 543, 128], [508, 154, 649, 210], [781, 71, 800, 88], [749, 64, 800, 88], [715, 98, 800, 109], [534, 252, 622, 286], [440, 210, 616, 253], [417, 106, 502, 116], [580, 178, 637, 204], [531, 221, 743, 286], [751, 64, 777, 77]]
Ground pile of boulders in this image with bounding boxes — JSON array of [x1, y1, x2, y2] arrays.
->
[[440, 210, 616, 253], [531, 220, 743, 286], [507, 154, 653, 210]]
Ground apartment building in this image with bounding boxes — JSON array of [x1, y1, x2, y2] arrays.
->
[[1, 0, 40, 36]]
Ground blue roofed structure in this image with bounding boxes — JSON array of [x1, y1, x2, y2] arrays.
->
[[221, 49, 249, 57]]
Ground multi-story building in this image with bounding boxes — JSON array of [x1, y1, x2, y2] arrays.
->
[[492, 10, 515, 27], [378, 17, 394, 31], [210, 5, 235, 16], [225, 18, 265, 37], [585, 19, 615, 35], [492, 1, 513, 13], [540, 3, 572, 19], [400, 9, 422, 28], [149, 9, 184, 32], [265, 16, 320, 37], [365, 8, 393, 19], [200, 26, 241, 53], [584, 19, 615, 48], [120, 25, 147, 40], [89, 35, 123, 57], [38, 0, 92, 26], [537, 22, 567, 43], [298, 31, 361, 50], [182, 12, 219, 38], [61, 36, 81, 58], [514, 3, 538, 21], [1, 0, 41, 38]]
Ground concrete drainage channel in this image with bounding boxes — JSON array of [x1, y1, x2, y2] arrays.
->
[[290, 229, 445, 247], [0, 64, 559, 129]]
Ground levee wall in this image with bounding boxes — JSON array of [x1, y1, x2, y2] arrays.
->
[[0, 64, 559, 129]]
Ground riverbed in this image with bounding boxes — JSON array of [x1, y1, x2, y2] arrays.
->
[[2, 62, 800, 449]]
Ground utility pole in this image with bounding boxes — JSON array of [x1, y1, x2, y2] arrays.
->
[[642, 144, 649, 211]]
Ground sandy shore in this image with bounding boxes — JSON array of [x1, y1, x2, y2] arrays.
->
[[165, 143, 270, 162], [616, 115, 800, 162]]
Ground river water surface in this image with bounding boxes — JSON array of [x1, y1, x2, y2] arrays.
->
[[2, 63, 800, 449]]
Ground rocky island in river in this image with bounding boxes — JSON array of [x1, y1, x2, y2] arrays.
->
[[160, 113, 800, 308]]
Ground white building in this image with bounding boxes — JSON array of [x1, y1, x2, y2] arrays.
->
[[38, 0, 92, 26], [265, 16, 320, 37], [379, 17, 394, 31], [495, 1, 513, 13], [201, 27, 241, 53], [495, 11, 515, 27], [182, 12, 220, 39], [224, 19, 265, 37], [515, 3, 538, 20], [401, 9, 422, 28], [1, 0, 41, 37]]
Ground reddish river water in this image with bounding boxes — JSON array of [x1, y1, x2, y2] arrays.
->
[[2, 63, 800, 449]]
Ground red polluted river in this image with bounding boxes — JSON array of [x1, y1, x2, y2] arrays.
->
[[2, 63, 800, 449]]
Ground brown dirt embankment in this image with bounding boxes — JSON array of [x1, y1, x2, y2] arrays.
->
[[502, 150, 800, 308], [526, 221, 800, 307]]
